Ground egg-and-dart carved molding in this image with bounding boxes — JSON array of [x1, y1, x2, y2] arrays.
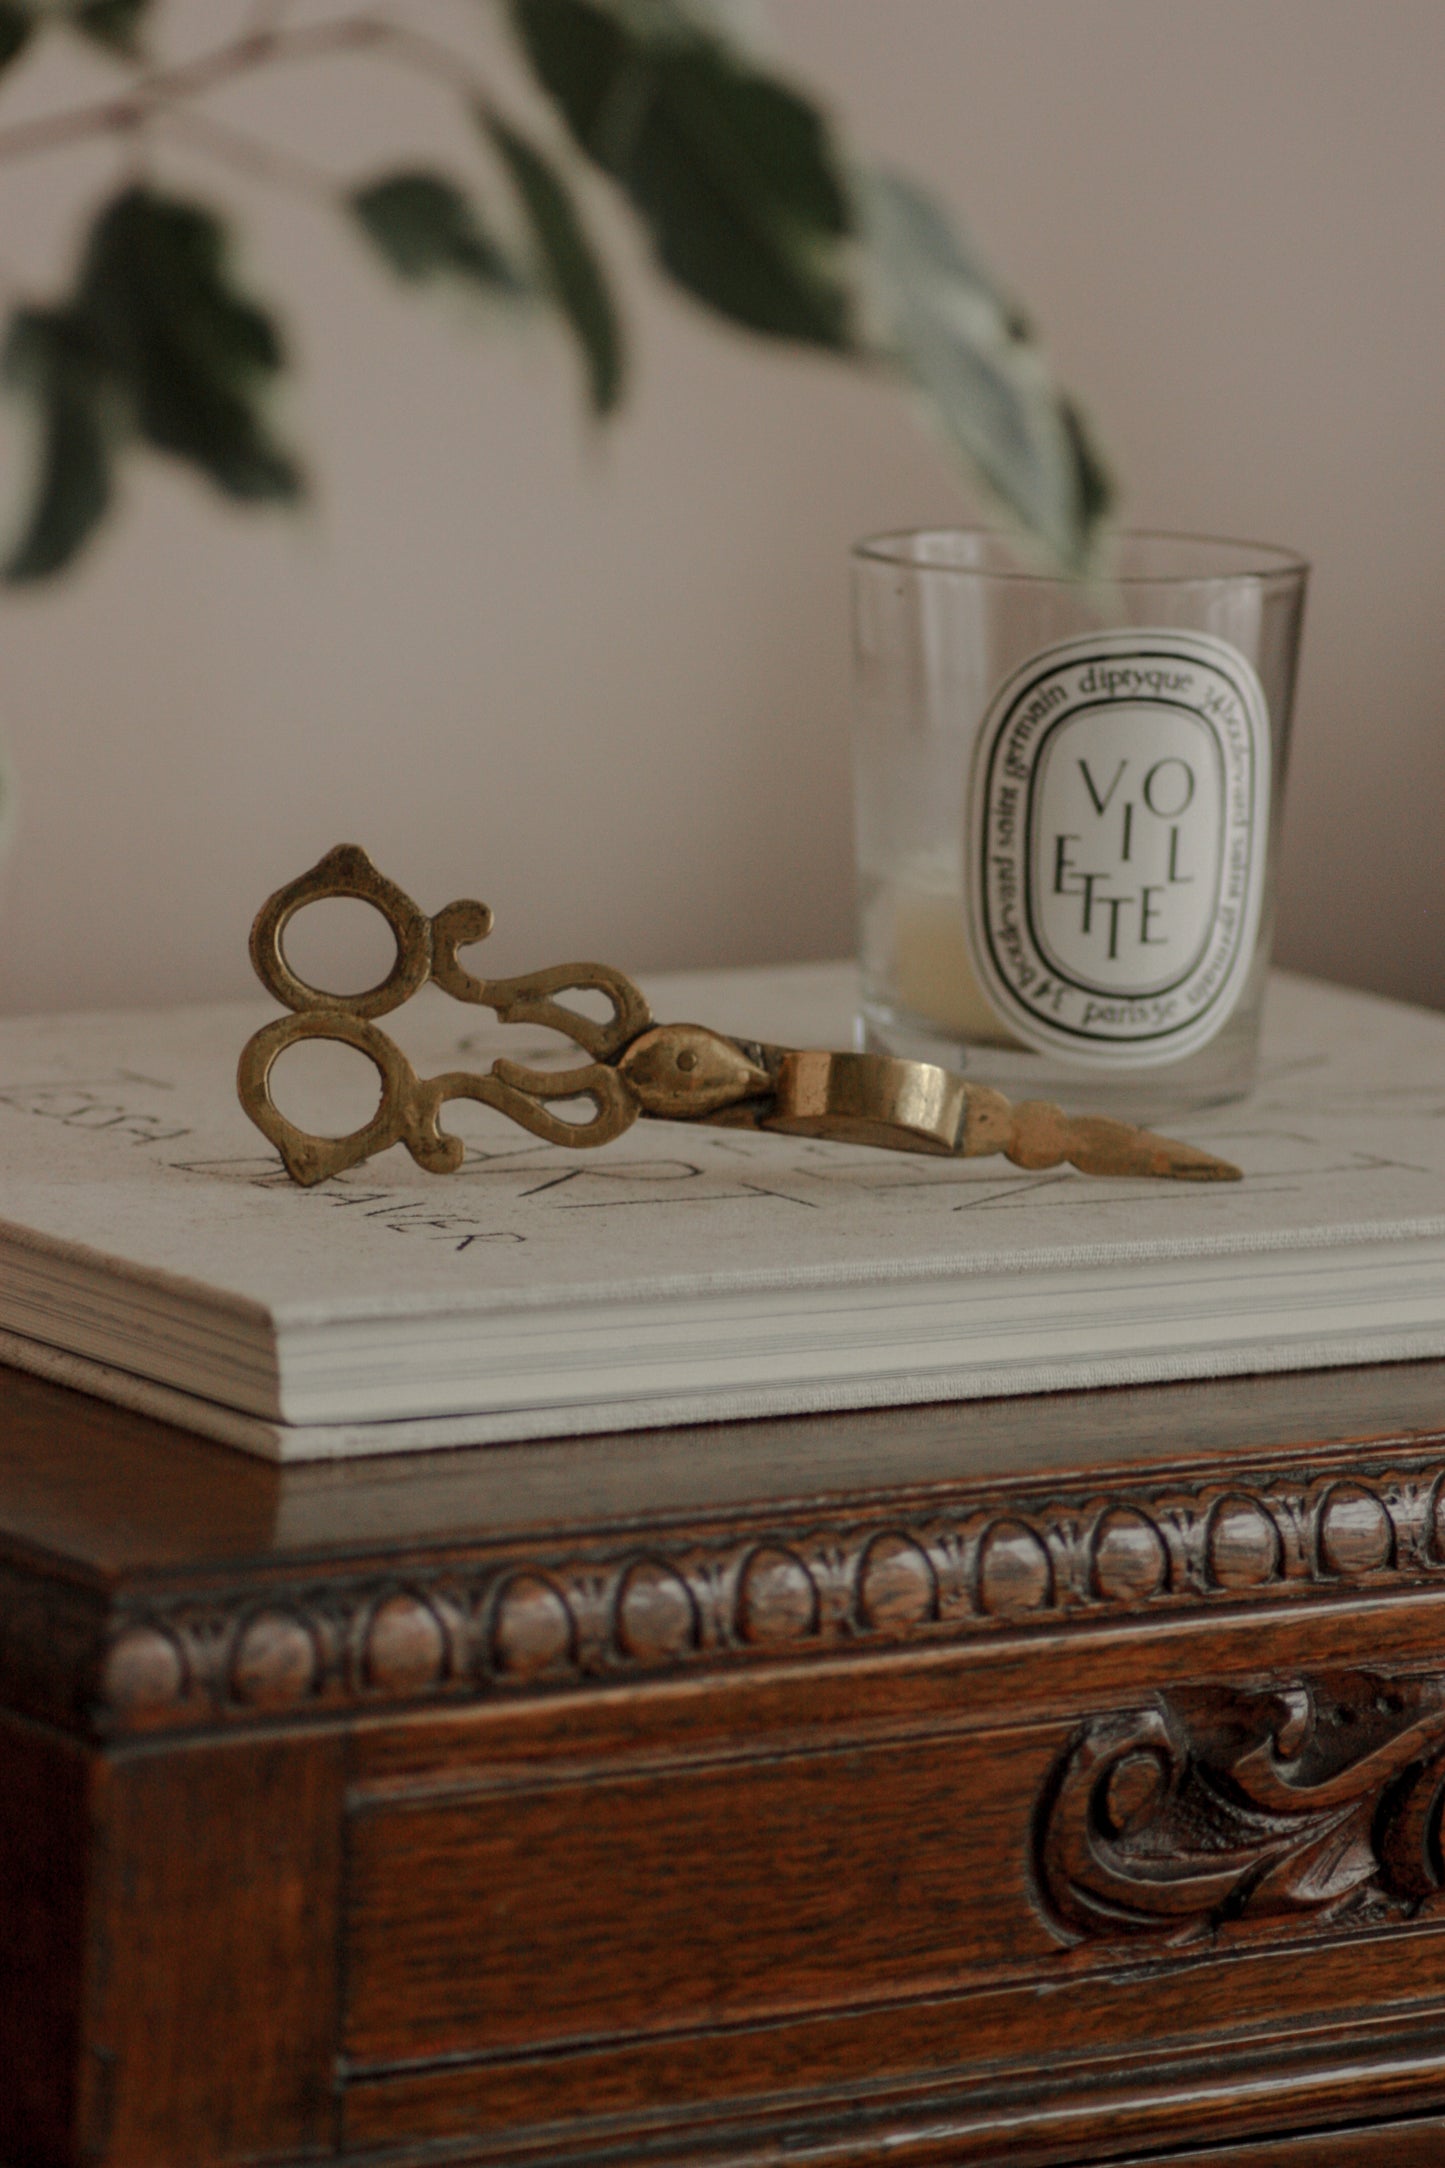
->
[[1037, 1666, 1445, 1946], [66, 1450, 1445, 1736]]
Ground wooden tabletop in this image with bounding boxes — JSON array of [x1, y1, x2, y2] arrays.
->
[[2, 1356, 1443, 1583]]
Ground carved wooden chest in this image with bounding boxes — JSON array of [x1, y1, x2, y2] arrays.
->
[[5, 1360, 1445, 2166]]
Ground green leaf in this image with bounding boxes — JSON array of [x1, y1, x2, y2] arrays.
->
[[70, 0, 152, 57], [511, 0, 851, 348], [0, 4, 33, 73], [482, 116, 623, 415], [2, 188, 300, 580], [857, 169, 1113, 571], [351, 173, 524, 296], [1059, 393, 1114, 542], [76, 185, 300, 502], [2, 308, 116, 582]]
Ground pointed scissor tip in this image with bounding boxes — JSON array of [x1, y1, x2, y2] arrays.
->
[[1160, 1141, 1243, 1182]]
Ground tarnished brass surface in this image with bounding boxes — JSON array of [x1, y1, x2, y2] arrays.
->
[[765, 1051, 969, 1155], [616, 1025, 773, 1118], [238, 846, 1241, 1187]]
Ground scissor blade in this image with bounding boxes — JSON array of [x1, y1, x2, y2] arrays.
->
[[1051, 1113, 1241, 1183]]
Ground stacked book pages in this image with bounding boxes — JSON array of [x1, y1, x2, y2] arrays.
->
[[1, 964, 1442, 1461]]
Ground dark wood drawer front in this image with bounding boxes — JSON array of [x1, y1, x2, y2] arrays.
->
[[344, 1721, 1059, 2066], [340, 1609, 1445, 2159], [341, 1944, 1445, 2159]]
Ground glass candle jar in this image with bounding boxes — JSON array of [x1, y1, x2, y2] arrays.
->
[[851, 529, 1309, 1121]]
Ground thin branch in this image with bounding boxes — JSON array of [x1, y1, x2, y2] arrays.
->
[[0, 9, 493, 171], [0, 17, 374, 169], [0, 95, 142, 167], [154, 105, 337, 204], [357, 13, 487, 96], [136, 15, 391, 104]]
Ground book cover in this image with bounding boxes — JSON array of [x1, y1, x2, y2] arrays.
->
[[1, 965, 1442, 1460]]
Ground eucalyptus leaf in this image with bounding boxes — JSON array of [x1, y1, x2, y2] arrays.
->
[[0, 4, 32, 73], [482, 115, 623, 415], [351, 173, 524, 297], [511, 0, 851, 348], [77, 186, 300, 501], [70, 0, 152, 57], [2, 307, 116, 581], [857, 169, 1112, 570]]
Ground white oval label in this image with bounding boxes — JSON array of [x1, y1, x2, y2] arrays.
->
[[966, 630, 1270, 1067]]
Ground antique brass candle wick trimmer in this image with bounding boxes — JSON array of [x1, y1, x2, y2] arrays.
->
[[238, 846, 1242, 1188]]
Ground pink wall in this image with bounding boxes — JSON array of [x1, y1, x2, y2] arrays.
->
[[0, 0, 1439, 1014]]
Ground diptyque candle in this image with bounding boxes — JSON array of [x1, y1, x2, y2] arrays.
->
[[851, 530, 1308, 1120]]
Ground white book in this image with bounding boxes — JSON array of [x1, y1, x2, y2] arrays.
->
[[0, 963, 1441, 1462]]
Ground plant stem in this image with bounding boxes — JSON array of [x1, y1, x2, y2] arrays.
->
[[0, 9, 486, 171], [0, 95, 140, 165], [142, 15, 390, 106], [154, 106, 337, 203], [359, 15, 485, 96]]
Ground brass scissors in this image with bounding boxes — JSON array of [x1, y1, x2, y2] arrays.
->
[[237, 845, 1241, 1188]]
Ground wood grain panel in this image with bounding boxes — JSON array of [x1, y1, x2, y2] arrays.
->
[[1133, 2113, 1445, 2166], [345, 1719, 1062, 2064], [0, 1712, 90, 2168], [87, 1734, 344, 2167], [340, 2036, 1445, 2167], [343, 1936, 1445, 2149]]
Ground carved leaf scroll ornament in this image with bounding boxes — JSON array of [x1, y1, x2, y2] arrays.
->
[[1038, 1670, 1445, 1944]]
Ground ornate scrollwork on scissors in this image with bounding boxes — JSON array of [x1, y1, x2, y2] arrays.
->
[[238, 843, 660, 1184], [238, 844, 1243, 1186], [1036, 1669, 1445, 1945]]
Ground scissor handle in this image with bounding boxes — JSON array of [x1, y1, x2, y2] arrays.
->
[[249, 843, 439, 1019], [239, 846, 652, 1183], [250, 843, 651, 1054], [237, 1012, 639, 1187]]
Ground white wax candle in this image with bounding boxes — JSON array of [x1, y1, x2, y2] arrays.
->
[[892, 888, 1028, 1050]]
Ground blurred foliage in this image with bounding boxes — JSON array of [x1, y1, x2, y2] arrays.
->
[[0, 0, 1113, 582]]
